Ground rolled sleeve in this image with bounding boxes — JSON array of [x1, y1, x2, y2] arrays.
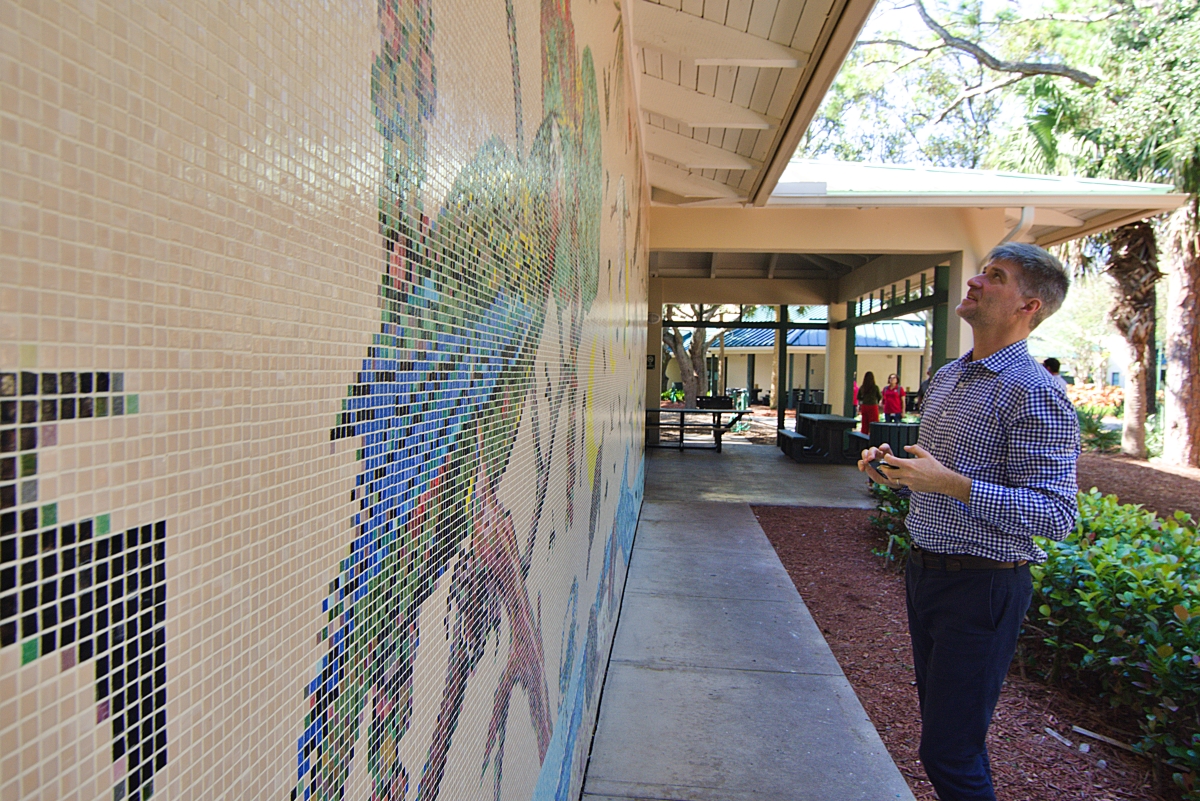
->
[[967, 386, 1080, 542]]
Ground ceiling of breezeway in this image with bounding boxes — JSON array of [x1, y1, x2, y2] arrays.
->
[[632, 0, 876, 206]]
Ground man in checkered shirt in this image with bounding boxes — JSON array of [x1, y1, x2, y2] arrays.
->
[[859, 242, 1080, 801]]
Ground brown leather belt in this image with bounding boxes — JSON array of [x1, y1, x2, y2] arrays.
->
[[912, 546, 1027, 571]]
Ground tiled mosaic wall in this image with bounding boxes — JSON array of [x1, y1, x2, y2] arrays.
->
[[0, 1, 648, 799]]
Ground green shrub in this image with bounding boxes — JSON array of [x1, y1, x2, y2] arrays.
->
[[1077, 406, 1120, 452], [1147, 408, 1165, 460], [660, 387, 683, 403], [868, 483, 911, 568], [1032, 490, 1200, 795], [868, 484, 1200, 794]]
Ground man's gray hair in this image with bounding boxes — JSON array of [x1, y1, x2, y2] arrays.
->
[[986, 242, 1070, 328]]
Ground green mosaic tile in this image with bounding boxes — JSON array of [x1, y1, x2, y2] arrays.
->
[[21, 638, 38, 665], [97, 513, 110, 535]]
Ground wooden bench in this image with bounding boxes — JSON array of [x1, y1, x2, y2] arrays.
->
[[778, 428, 807, 460]]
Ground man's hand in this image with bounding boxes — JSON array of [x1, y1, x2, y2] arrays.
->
[[858, 443, 901, 488], [858, 444, 971, 503], [886, 445, 972, 503]]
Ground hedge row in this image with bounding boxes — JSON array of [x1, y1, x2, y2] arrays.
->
[[869, 487, 1200, 795]]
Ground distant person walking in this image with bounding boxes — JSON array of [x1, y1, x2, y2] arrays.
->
[[882, 373, 906, 423], [858, 243, 1080, 801], [1042, 357, 1069, 391], [857, 371, 881, 434], [917, 366, 933, 412]]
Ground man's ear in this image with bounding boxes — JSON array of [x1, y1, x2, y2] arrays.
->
[[1019, 296, 1043, 319]]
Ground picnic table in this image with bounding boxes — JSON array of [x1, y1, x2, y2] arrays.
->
[[646, 408, 751, 452], [794, 413, 860, 464]]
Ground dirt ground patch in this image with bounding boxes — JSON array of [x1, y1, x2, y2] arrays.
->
[[754, 504, 1173, 800]]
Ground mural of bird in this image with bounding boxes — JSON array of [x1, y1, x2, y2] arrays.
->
[[292, 0, 603, 799]]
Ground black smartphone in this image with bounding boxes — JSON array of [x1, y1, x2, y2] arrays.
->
[[868, 459, 892, 473]]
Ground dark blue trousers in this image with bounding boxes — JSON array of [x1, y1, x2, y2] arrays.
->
[[905, 557, 1032, 801]]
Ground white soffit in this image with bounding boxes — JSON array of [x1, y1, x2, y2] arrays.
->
[[631, 0, 874, 206]]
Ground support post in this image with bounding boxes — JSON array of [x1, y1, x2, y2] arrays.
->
[[804, 353, 812, 402], [787, 353, 795, 407], [647, 277, 664, 444], [932, 264, 950, 373], [844, 302, 858, 418], [777, 305, 788, 436], [826, 303, 847, 414]]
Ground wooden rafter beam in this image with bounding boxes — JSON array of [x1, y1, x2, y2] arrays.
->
[[640, 76, 773, 130], [633, 0, 807, 68], [644, 127, 756, 170], [646, 161, 740, 199]]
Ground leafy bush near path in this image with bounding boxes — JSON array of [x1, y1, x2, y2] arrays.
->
[[868, 483, 910, 568], [1035, 490, 1200, 795], [867, 486, 1200, 794]]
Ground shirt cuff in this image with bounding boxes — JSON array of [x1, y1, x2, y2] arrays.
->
[[967, 478, 1008, 523]]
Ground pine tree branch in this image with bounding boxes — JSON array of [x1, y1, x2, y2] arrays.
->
[[935, 74, 1025, 122], [912, 0, 1100, 87], [855, 38, 943, 53]]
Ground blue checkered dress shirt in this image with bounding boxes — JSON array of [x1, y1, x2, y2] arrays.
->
[[907, 339, 1081, 563]]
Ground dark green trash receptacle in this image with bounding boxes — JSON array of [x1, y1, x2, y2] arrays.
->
[[869, 422, 920, 457]]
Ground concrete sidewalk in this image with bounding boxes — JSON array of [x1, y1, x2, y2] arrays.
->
[[582, 499, 914, 801]]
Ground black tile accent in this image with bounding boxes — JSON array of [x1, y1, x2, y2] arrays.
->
[[1, 401, 14, 424], [20, 373, 37, 396], [41, 373, 57, 395], [79, 373, 93, 394]]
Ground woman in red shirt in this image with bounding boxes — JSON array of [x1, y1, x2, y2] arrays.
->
[[882, 373, 906, 423]]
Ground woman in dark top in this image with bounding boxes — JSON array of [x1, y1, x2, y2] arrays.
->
[[858, 371, 881, 434]]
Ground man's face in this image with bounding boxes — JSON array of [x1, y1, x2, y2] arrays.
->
[[956, 259, 1037, 330]]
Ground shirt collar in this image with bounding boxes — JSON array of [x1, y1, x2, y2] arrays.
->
[[959, 339, 1030, 374]]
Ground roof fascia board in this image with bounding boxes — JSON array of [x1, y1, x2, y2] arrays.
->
[[640, 76, 774, 130], [750, 0, 877, 206], [834, 252, 956, 304], [632, 1, 807, 67], [1035, 207, 1184, 247]]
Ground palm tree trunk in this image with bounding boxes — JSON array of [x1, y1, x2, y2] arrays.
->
[[1106, 221, 1161, 459], [1164, 202, 1200, 467]]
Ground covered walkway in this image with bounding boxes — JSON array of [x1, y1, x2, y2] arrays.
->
[[582, 447, 913, 801]]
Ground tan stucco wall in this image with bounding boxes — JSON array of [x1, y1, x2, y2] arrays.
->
[[649, 206, 1009, 256]]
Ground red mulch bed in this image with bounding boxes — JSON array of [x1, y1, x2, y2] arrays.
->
[[754, 499, 1179, 801], [1077, 453, 1200, 522]]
